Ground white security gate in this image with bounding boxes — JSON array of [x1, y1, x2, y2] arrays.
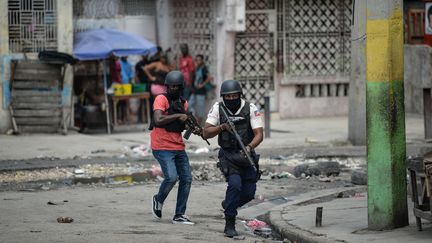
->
[[234, 0, 352, 108], [235, 0, 275, 108], [172, 0, 215, 70], [278, 0, 352, 98], [8, 0, 58, 53]]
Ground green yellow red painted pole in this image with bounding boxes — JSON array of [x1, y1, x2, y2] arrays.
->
[[366, 0, 408, 230]]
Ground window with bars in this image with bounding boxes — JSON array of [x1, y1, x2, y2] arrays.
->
[[8, 0, 57, 53], [73, 0, 156, 18], [123, 0, 156, 16]]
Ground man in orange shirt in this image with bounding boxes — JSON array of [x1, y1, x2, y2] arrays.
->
[[151, 71, 194, 225]]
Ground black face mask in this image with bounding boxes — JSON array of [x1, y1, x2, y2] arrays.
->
[[167, 87, 183, 100], [223, 98, 241, 113]]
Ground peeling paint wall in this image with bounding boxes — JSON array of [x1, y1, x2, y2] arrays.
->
[[57, 0, 74, 127], [0, 0, 74, 133], [0, 0, 11, 133], [404, 45, 432, 114]]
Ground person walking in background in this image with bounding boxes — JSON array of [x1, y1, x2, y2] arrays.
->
[[178, 44, 195, 101], [151, 71, 195, 225], [191, 54, 213, 125]]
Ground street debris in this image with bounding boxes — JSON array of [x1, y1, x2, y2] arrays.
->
[[151, 165, 163, 177], [74, 169, 85, 175], [91, 149, 106, 154], [293, 161, 341, 178], [318, 176, 331, 182], [351, 169, 367, 185], [243, 219, 272, 238], [57, 217, 74, 223], [47, 200, 68, 205], [0, 156, 365, 190]]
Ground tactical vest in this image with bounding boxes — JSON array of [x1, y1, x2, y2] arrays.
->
[[218, 102, 254, 150], [153, 94, 186, 132]]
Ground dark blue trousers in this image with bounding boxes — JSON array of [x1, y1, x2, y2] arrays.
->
[[218, 149, 258, 217]]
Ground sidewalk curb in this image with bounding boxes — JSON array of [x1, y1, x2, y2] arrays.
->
[[267, 186, 366, 243]]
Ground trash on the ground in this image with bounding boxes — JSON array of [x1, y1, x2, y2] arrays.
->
[[74, 169, 85, 175], [156, 176, 164, 182], [256, 195, 264, 201], [243, 219, 272, 238], [151, 165, 163, 177], [3, 198, 23, 201], [305, 137, 319, 144], [130, 144, 150, 157], [277, 172, 294, 179], [260, 175, 272, 180], [319, 176, 331, 182], [270, 155, 289, 160], [47, 200, 66, 205], [41, 186, 50, 191], [114, 175, 133, 184], [57, 217, 74, 223], [233, 235, 246, 240], [194, 147, 209, 154], [91, 149, 106, 154]]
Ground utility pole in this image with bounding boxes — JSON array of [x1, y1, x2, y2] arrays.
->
[[366, 0, 408, 230]]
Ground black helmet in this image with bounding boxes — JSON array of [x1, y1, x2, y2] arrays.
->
[[165, 71, 184, 86], [220, 79, 242, 96]]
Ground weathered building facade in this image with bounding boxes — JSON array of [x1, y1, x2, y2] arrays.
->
[[0, 0, 73, 133], [158, 0, 353, 118]]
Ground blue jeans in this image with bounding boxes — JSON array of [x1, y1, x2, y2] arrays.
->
[[153, 150, 192, 215]]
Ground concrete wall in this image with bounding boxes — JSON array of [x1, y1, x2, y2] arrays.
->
[[0, 0, 11, 133], [156, 0, 174, 49], [404, 45, 432, 114], [58, 0, 74, 127], [278, 85, 349, 118], [348, 0, 366, 145]]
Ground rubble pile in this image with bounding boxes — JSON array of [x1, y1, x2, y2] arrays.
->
[[191, 164, 225, 181]]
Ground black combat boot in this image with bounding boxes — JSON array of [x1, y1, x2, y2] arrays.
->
[[224, 216, 238, 237]]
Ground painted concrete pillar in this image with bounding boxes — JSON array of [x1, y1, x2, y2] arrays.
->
[[348, 0, 366, 145], [57, 0, 74, 127], [0, 1, 11, 133], [366, 0, 408, 229]]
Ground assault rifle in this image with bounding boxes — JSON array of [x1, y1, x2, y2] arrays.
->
[[219, 104, 257, 172], [183, 112, 210, 145]]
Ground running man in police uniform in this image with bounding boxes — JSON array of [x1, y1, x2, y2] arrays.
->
[[202, 80, 264, 237], [151, 71, 195, 225]]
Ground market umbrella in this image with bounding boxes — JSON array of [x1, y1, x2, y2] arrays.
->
[[73, 29, 157, 133], [73, 28, 157, 60]]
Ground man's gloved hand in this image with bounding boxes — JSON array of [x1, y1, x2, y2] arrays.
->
[[219, 123, 231, 132], [192, 126, 202, 136]]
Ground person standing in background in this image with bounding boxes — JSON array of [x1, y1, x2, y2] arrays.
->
[[135, 54, 150, 85], [120, 56, 134, 84], [110, 56, 121, 84], [178, 44, 195, 101], [191, 54, 213, 125]]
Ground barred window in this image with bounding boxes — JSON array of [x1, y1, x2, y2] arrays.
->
[[123, 0, 156, 16], [8, 0, 57, 53]]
